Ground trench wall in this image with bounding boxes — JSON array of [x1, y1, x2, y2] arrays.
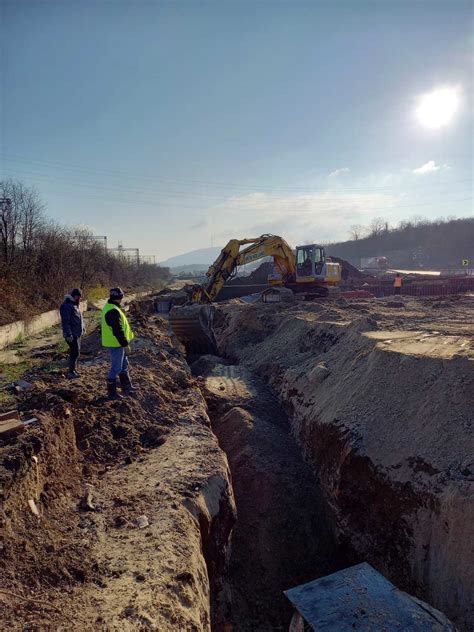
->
[[217, 304, 474, 630], [0, 312, 236, 631]]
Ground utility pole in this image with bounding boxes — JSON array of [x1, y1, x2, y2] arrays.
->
[[110, 244, 140, 265]]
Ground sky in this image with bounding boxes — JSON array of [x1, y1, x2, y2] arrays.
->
[[1, 0, 473, 261]]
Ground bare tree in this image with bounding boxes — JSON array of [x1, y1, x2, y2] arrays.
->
[[0, 180, 45, 274], [349, 224, 365, 241], [369, 217, 389, 237], [0, 179, 172, 324]]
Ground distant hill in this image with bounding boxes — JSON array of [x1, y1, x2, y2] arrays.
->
[[160, 246, 222, 270], [162, 246, 270, 276], [168, 263, 210, 276], [326, 217, 474, 270], [162, 218, 473, 274]]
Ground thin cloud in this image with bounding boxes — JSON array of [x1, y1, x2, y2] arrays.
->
[[209, 190, 395, 245], [190, 218, 207, 230], [413, 160, 446, 174], [328, 167, 350, 178]]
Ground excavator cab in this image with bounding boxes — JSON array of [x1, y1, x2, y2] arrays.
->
[[295, 244, 341, 286]]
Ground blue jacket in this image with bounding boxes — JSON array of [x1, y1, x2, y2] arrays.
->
[[60, 296, 85, 338]]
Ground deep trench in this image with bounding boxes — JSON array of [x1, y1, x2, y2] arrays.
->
[[192, 356, 349, 631]]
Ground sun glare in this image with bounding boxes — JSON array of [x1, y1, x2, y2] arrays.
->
[[415, 88, 459, 129]]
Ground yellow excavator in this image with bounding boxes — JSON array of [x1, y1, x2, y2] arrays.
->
[[169, 234, 341, 354]]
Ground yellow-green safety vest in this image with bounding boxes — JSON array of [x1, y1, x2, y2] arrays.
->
[[101, 303, 135, 347]]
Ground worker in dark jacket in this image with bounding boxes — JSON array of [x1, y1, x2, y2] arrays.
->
[[60, 288, 85, 379], [101, 287, 136, 399]]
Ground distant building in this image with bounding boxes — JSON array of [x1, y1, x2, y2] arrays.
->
[[360, 256, 389, 271]]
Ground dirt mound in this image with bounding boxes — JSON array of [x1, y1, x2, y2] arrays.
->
[[214, 297, 474, 629], [226, 257, 369, 287], [329, 256, 367, 280], [227, 261, 274, 285], [0, 309, 235, 631]]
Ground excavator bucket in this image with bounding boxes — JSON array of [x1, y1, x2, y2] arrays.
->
[[169, 304, 217, 355]]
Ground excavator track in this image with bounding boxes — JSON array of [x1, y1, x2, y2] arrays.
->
[[169, 304, 217, 355]]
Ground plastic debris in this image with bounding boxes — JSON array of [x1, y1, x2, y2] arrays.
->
[[28, 499, 40, 516], [136, 514, 150, 529]]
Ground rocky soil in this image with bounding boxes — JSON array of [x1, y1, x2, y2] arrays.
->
[[215, 294, 474, 630]]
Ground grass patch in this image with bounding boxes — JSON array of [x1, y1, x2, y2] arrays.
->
[[41, 360, 66, 374], [56, 338, 69, 354], [0, 360, 37, 384], [11, 332, 26, 348], [0, 360, 40, 405], [87, 286, 109, 302], [0, 390, 16, 407]]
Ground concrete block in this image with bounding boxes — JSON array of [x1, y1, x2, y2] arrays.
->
[[0, 301, 87, 350]]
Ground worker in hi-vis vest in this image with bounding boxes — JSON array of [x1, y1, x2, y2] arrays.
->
[[393, 273, 403, 295], [101, 287, 136, 399]]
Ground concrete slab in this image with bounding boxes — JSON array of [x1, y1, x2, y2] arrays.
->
[[285, 563, 453, 631]]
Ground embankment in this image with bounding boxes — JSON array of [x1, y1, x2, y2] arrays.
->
[[0, 308, 235, 630], [215, 298, 474, 629]]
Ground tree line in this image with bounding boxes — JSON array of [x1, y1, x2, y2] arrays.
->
[[326, 215, 474, 269], [0, 180, 171, 323]]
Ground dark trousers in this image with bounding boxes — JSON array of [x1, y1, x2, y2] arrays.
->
[[67, 336, 81, 372], [394, 287, 401, 295]]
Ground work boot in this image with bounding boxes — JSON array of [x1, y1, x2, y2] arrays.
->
[[107, 378, 123, 400], [67, 371, 80, 380], [119, 372, 136, 395]]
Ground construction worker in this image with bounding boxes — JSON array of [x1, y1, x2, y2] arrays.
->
[[393, 273, 403, 295], [60, 288, 85, 379], [101, 287, 136, 399]]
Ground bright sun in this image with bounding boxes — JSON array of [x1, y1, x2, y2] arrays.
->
[[415, 88, 459, 129]]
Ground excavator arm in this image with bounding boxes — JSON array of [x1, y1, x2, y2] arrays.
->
[[170, 234, 296, 354], [193, 234, 296, 303], [169, 233, 340, 354]]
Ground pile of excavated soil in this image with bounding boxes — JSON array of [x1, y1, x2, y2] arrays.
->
[[328, 256, 369, 281], [0, 308, 235, 631], [214, 294, 474, 630], [227, 261, 274, 285]]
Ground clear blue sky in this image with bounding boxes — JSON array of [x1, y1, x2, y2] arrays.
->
[[1, 0, 472, 260]]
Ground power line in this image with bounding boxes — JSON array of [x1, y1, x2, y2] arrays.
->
[[1, 152, 471, 193], [0, 172, 470, 215], [2, 165, 471, 211]]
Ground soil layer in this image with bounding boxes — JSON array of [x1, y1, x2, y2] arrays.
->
[[1, 306, 235, 631], [215, 294, 474, 630], [199, 360, 347, 631]]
